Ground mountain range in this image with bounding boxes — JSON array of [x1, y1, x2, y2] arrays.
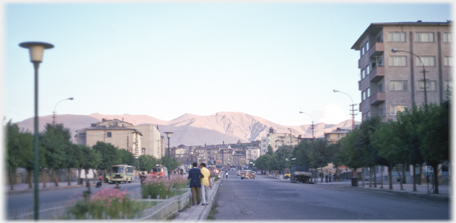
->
[[15, 112, 356, 147]]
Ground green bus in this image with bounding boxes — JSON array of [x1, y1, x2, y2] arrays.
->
[[107, 164, 134, 183]]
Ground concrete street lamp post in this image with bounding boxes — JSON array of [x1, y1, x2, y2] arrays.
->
[[164, 132, 173, 179], [52, 97, 74, 125], [333, 89, 357, 129], [19, 41, 54, 220]]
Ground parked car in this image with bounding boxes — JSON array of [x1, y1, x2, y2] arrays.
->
[[240, 170, 255, 180]]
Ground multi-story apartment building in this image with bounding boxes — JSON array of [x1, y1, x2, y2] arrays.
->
[[352, 21, 451, 121], [246, 146, 261, 161], [76, 119, 143, 158], [324, 128, 351, 144], [260, 128, 301, 154], [136, 124, 164, 158]]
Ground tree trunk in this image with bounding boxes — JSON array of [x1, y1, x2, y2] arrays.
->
[[320, 167, 323, 182], [28, 169, 33, 189], [388, 165, 393, 189], [380, 166, 383, 189], [402, 164, 406, 184], [419, 163, 423, 185], [374, 166, 377, 188], [396, 165, 403, 190], [77, 168, 82, 185], [362, 168, 365, 187], [85, 169, 89, 188], [369, 167, 372, 187], [9, 169, 15, 191], [433, 163, 440, 194], [412, 163, 417, 192], [53, 169, 59, 187], [93, 169, 97, 184], [42, 168, 47, 188], [68, 168, 72, 186]]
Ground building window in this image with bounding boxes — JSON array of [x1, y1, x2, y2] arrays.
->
[[367, 87, 370, 98], [390, 105, 407, 115], [362, 90, 366, 101], [389, 56, 407, 66], [416, 56, 435, 66], [389, 32, 406, 42], [107, 132, 112, 137], [443, 33, 452, 42], [445, 80, 452, 92], [361, 46, 365, 56], [365, 41, 369, 52], [378, 107, 384, 117], [418, 80, 437, 91], [361, 68, 365, 79], [415, 32, 435, 42], [378, 83, 384, 92], [376, 33, 383, 42], [366, 64, 370, 75], [444, 56, 452, 66], [390, 80, 408, 91]]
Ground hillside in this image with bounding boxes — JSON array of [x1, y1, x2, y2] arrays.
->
[[15, 112, 357, 146]]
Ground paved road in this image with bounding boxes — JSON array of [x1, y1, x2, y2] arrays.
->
[[6, 181, 142, 211], [213, 170, 449, 220]]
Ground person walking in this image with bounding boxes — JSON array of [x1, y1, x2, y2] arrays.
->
[[199, 163, 212, 205], [226, 171, 228, 179], [188, 162, 204, 206]]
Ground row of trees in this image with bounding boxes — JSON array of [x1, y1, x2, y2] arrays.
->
[[6, 122, 180, 190], [253, 101, 449, 194]]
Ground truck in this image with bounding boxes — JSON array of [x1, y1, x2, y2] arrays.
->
[[290, 166, 313, 183]]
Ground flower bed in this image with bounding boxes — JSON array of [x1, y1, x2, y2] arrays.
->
[[67, 188, 155, 219], [141, 175, 189, 199]]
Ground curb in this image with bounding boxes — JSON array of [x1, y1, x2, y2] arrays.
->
[[201, 179, 222, 220], [351, 185, 449, 202]]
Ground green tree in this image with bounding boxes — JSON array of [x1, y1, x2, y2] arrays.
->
[[138, 155, 158, 172], [418, 101, 450, 194], [40, 124, 71, 187], [338, 127, 363, 180], [5, 121, 31, 190], [356, 116, 382, 187], [255, 154, 271, 172], [92, 141, 118, 180], [267, 145, 273, 155], [160, 156, 179, 175], [114, 149, 136, 166]]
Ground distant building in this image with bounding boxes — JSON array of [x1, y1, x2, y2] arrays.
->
[[260, 127, 300, 154], [136, 124, 164, 158], [246, 146, 261, 161], [324, 128, 351, 144], [75, 119, 143, 158]]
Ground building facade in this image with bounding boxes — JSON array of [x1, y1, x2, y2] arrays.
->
[[76, 119, 143, 158], [137, 124, 164, 158], [352, 21, 452, 121], [246, 146, 261, 161], [324, 128, 351, 144], [260, 128, 300, 154]]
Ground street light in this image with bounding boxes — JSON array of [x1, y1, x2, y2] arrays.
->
[[391, 48, 428, 111], [333, 89, 357, 129], [299, 111, 315, 138], [164, 132, 173, 179], [52, 97, 74, 125], [19, 41, 54, 220]]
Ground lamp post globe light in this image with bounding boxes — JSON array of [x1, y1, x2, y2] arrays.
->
[[164, 132, 173, 179], [391, 48, 428, 112], [53, 97, 74, 125], [333, 89, 357, 129], [19, 41, 54, 220]]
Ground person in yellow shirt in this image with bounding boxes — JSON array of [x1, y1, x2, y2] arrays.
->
[[199, 163, 212, 205]]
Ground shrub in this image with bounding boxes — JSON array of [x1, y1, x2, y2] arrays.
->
[[210, 173, 219, 182], [68, 188, 151, 219], [170, 175, 189, 189], [141, 176, 173, 199]]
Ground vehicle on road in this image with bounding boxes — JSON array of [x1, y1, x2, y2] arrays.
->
[[284, 174, 291, 179], [240, 170, 256, 180], [107, 164, 134, 183], [290, 166, 312, 183], [237, 171, 241, 176], [151, 164, 168, 177]]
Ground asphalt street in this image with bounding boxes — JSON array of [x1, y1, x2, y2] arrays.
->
[[213, 170, 449, 220]]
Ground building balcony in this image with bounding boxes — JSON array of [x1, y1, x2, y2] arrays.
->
[[367, 42, 384, 57], [369, 66, 385, 82], [370, 92, 386, 105]]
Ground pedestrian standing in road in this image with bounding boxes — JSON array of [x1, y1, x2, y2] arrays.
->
[[200, 163, 212, 205], [188, 162, 204, 206]]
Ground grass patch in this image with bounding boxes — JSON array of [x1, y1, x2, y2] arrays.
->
[[206, 201, 218, 220]]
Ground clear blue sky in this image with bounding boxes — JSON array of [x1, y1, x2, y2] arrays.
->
[[2, 2, 452, 126]]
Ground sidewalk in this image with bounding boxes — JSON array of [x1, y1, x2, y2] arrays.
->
[[171, 176, 222, 222], [269, 174, 450, 202]]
